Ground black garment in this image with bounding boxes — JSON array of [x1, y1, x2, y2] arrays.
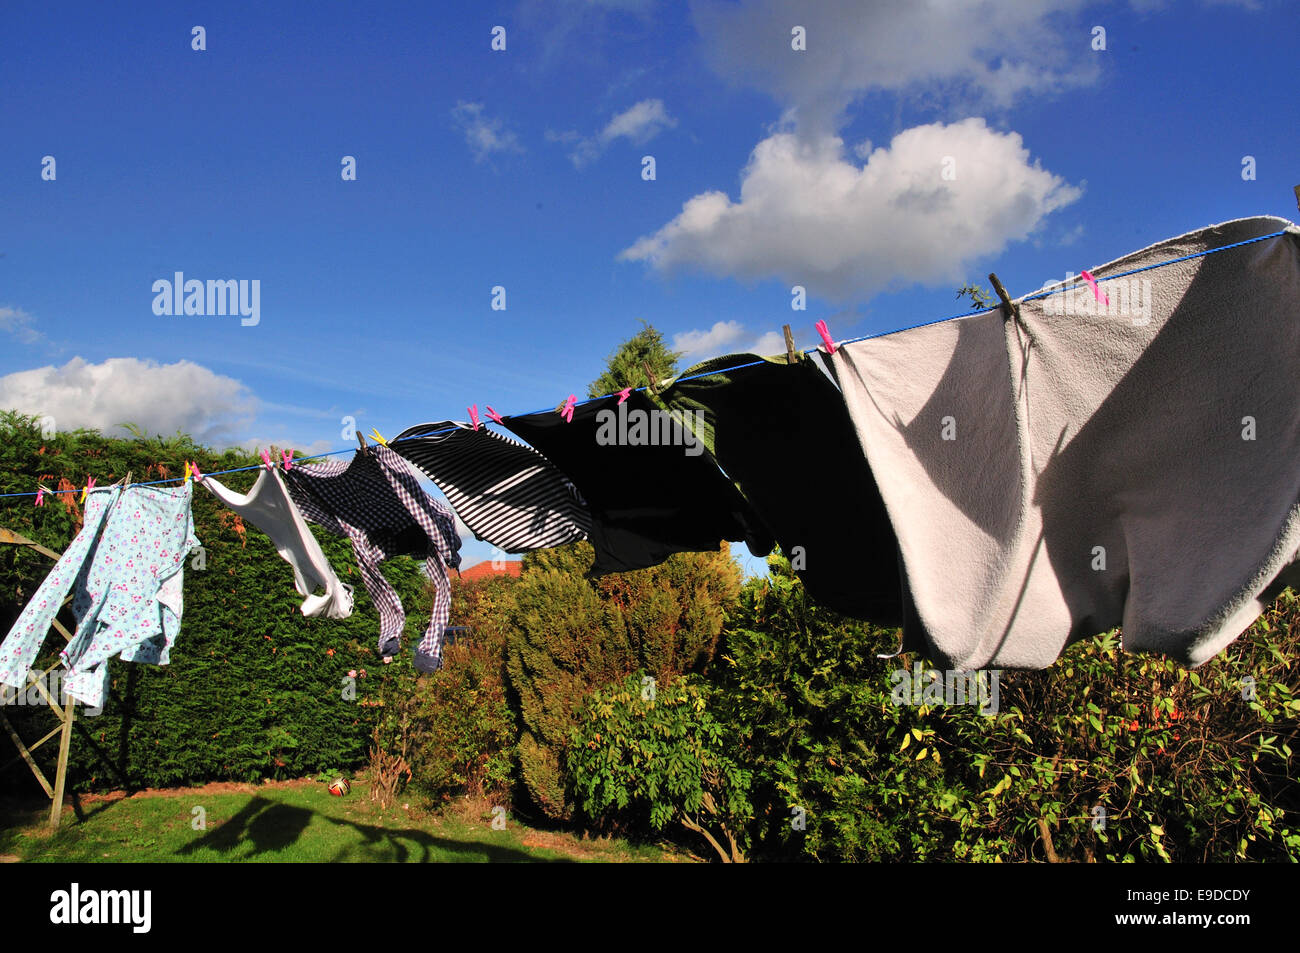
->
[[503, 390, 773, 574], [649, 352, 903, 623]]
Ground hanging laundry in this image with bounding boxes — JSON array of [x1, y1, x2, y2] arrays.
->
[[389, 421, 591, 553], [647, 352, 902, 621], [284, 444, 461, 672], [503, 390, 774, 574], [0, 483, 201, 709], [202, 467, 354, 619], [830, 215, 1300, 670]]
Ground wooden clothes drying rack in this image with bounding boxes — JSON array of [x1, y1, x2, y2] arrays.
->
[[0, 526, 85, 830]]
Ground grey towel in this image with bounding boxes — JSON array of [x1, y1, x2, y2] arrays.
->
[[832, 215, 1300, 669]]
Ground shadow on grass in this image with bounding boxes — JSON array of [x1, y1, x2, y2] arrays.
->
[[68, 791, 124, 824], [176, 796, 572, 863]]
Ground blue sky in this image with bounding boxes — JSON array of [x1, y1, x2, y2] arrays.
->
[[2, 0, 1297, 570]]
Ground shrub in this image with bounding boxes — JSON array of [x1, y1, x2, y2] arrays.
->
[[569, 671, 752, 861], [504, 541, 740, 820], [717, 552, 934, 861], [928, 607, 1299, 862], [719, 551, 1300, 862], [408, 632, 516, 804]]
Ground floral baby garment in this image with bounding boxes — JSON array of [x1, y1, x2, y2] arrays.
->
[[0, 482, 201, 709]]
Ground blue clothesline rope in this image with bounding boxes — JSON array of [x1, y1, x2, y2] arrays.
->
[[2, 227, 1288, 500]]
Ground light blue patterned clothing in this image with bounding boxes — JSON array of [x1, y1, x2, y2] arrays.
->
[[0, 487, 121, 696], [0, 483, 200, 709]]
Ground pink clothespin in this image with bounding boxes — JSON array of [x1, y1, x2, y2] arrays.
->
[[190, 461, 204, 483], [468, 405, 481, 431], [1080, 270, 1109, 306], [35, 486, 44, 507], [80, 477, 95, 504], [485, 406, 504, 425], [815, 320, 837, 354], [617, 387, 631, 405], [559, 394, 576, 423], [281, 450, 293, 471], [260, 449, 273, 470]]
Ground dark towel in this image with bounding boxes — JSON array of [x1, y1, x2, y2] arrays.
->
[[504, 390, 773, 574]]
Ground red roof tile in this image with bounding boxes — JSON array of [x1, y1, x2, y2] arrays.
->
[[459, 560, 523, 582]]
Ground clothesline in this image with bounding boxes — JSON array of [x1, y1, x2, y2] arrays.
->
[[0, 449, 356, 498], [3, 215, 1296, 697], [1, 226, 1287, 501]]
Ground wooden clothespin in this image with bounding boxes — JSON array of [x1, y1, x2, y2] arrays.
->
[[121, 471, 132, 489], [1294, 184, 1299, 213], [356, 430, 368, 451], [782, 324, 797, 363], [641, 361, 659, 396], [989, 272, 1018, 324]]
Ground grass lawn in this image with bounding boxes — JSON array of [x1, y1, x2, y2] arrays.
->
[[0, 778, 693, 863]]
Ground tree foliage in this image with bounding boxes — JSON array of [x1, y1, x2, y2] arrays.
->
[[586, 321, 681, 399]]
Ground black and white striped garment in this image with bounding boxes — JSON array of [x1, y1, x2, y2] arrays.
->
[[390, 421, 591, 553]]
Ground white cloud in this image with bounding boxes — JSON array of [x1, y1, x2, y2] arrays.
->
[[692, 0, 1099, 134], [451, 102, 524, 162], [0, 306, 46, 346], [621, 118, 1081, 301], [672, 320, 786, 362], [602, 99, 675, 143], [0, 357, 258, 448], [674, 320, 745, 357], [748, 329, 786, 357], [557, 98, 677, 168]]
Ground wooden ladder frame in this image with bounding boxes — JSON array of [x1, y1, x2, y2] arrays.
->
[[0, 526, 84, 830]]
